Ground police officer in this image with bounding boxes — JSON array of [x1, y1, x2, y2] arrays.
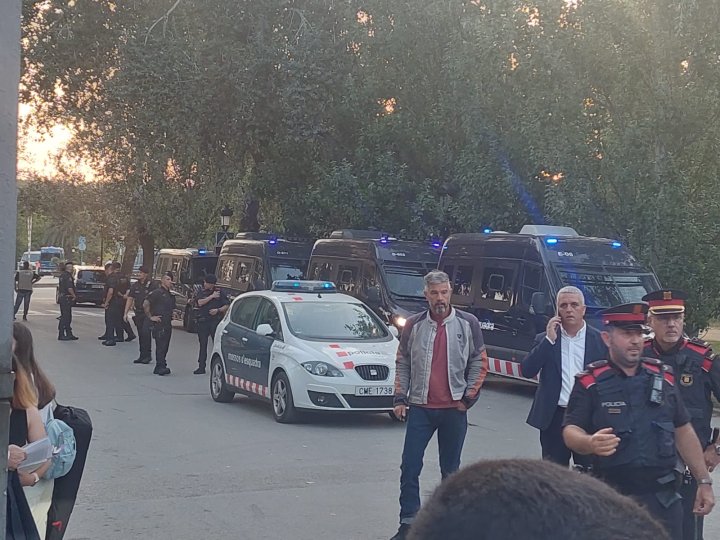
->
[[100, 262, 121, 346], [143, 271, 176, 376], [115, 263, 136, 342], [563, 302, 715, 540], [124, 265, 156, 364], [57, 261, 78, 341], [642, 289, 720, 540], [193, 274, 229, 375]]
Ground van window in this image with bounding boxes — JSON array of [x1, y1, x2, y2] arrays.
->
[[235, 260, 252, 285], [310, 261, 335, 282], [477, 262, 518, 310], [362, 263, 379, 291], [520, 264, 544, 306], [218, 258, 236, 283], [170, 258, 183, 275], [337, 265, 359, 293], [452, 266, 474, 298]]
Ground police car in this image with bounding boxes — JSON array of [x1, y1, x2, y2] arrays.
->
[[209, 280, 400, 423]]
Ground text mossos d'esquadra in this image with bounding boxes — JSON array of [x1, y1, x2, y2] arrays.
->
[[228, 353, 262, 369]]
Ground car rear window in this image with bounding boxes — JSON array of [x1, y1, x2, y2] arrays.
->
[[77, 270, 106, 284]]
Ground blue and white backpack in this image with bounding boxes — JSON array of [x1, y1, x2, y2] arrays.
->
[[42, 404, 77, 480]]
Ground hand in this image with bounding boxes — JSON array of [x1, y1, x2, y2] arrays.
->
[[393, 404, 407, 421], [456, 401, 468, 412], [7, 445, 25, 470], [123, 314, 130, 323], [151, 316, 161, 323], [694, 484, 715, 516], [103, 303, 109, 310], [17, 470, 37, 487], [590, 427, 620, 456], [546, 315, 562, 342], [704, 446, 720, 472], [212, 290, 221, 299], [209, 308, 218, 316]]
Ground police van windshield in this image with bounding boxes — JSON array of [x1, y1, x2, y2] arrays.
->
[[269, 260, 305, 281], [382, 265, 428, 299], [191, 258, 218, 280], [556, 266, 658, 308], [283, 302, 389, 341], [40, 249, 63, 261]]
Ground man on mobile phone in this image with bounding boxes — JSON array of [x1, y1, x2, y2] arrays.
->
[[521, 286, 607, 466]]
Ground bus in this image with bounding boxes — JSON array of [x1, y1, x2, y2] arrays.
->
[[39, 246, 65, 276]]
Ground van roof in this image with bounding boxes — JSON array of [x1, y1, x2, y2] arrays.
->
[[312, 238, 440, 265], [220, 238, 312, 259], [157, 248, 216, 258]]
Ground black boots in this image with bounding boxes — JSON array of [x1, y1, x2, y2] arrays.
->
[[153, 365, 171, 376], [193, 365, 206, 375], [133, 356, 152, 364]]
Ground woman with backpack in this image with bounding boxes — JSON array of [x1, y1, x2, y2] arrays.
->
[[13, 322, 61, 536]]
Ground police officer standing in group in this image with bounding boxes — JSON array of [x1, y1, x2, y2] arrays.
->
[[57, 261, 78, 341], [563, 302, 715, 540], [115, 263, 136, 343], [100, 262, 121, 346], [124, 265, 156, 364], [193, 274, 229, 375], [642, 290, 720, 540], [143, 271, 176, 376]]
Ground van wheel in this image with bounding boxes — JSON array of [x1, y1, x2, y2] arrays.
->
[[184, 307, 197, 333], [272, 372, 298, 424], [210, 357, 234, 403]]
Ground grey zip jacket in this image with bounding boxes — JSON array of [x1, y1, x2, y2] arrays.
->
[[393, 308, 489, 409]]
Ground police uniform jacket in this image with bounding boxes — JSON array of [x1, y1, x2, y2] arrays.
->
[[644, 337, 720, 447], [195, 288, 229, 321], [563, 358, 690, 493], [105, 273, 121, 303], [58, 271, 75, 298], [146, 287, 176, 325], [128, 279, 157, 313]]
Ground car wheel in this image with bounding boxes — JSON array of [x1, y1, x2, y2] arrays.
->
[[184, 307, 197, 333], [210, 357, 234, 403], [272, 371, 298, 424]]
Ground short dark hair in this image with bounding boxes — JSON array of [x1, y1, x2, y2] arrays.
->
[[163, 271, 174, 281], [204, 274, 218, 284], [408, 459, 669, 540], [105, 262, 113, 269], [21, 261, 30, 270], [138, 265, 149, 274], [112, 262, 122, 270], [65, 260, 74, 267]]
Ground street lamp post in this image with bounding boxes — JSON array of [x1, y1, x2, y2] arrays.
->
[[216, 205, 234, 254]]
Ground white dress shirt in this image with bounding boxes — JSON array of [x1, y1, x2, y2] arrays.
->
[[557, 323, 587, 407]]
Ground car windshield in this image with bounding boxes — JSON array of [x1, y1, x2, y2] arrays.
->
[[556, 266, 658, 308], [77, 270, 105, 284], [283, 302, 389, 341], [383, 265, 426, 298], [270, 260, 305, 281], [27, 253, 40, 262], [40, 251, 62, 261]]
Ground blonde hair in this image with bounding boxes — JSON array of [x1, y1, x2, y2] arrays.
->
[[12, 356, 38, 410]]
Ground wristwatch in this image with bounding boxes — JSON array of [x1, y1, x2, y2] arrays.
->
[[31, 472, 39, 486], [698, 477, 713, 486], [714, 444, 720, 456]]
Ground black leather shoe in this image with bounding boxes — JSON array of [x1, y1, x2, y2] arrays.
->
[[98, 336, 108, 340], [133, 357, 146, 364], [193, 367, 206, 375], [58, 335, 71, 341], [153, 366, 171, 376], [22, 316, 27, 321], [67, 334, 79, 340], [390, 524, 411, 540], [115, 338, 125, 343], [102, 340, 116, 346], [125, 335, 136, 342]]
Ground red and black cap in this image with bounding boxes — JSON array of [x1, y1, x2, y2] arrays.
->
[[641, 289, 686, 315], [599, 302, 649, 331]]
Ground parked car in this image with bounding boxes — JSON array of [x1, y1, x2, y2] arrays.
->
[[56, 265, 106, 306]]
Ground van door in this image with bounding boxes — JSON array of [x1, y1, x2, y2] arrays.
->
[[514, 262, 551, 355], [337, 264, 361, 296]]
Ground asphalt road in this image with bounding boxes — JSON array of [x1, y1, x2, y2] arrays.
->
[[17, 282, 720, 539]]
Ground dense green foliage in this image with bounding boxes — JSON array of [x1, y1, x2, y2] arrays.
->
[[19, 0, 720, 331]]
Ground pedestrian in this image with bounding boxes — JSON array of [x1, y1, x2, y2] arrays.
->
[[114, 263, 136, 342], [563, 302, 715, 540], [390, 270, 488, 540], [124, 265, 156, 364], [193, 274, 229, 375], [642, 289, 720, 540], [143, 271, 176, 376], [407, 459, 670, 540], [14, 261, 41, 321], [57, 262, 78, 341], [520, 286, 607, 467], [100, 262, 123, 346]]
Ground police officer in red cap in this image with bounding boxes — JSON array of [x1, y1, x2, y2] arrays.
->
[[563, 302, 715, 540], [643, 289, 720, 540]]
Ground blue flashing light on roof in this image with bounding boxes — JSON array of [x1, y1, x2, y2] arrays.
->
[[198, 248, 207, 255], [272, 280, 337, 293], [379, 234, 390, 245], [611, 241, 622, 249], [268, 235, 278, 245], [545, 237, 559, 245], [431, 238, 442, 249], [483, 228, 493, 234]]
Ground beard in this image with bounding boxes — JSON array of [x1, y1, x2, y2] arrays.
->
[[432, 302, 448, 315]]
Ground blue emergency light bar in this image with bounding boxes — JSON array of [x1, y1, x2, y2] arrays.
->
[[271, 280, 337, 293], [545, 237, 559, 245], [611, 241, 622, 249]]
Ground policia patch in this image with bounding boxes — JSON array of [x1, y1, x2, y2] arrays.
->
[[680, 373, 693, 386]]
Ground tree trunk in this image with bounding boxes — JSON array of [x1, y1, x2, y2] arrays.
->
[[139, 228, 155, 273], [240, 196, 260, 232]]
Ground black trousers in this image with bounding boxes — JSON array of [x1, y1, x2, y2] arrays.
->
[[196, 318, 220, 367], [133, 313, 152, 359], [122, 318, 136, 340], [153, 324, 172, 367], [58, 296, 73, 335], [680, 474, 704, 540], [632, 491, 683, 540], [104, 300, 124, 341], [539, 406, 592, 468], [13, 290, 32, 316]]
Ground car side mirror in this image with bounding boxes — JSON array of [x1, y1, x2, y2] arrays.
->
[[530, 292, 548, 316], [366, 285, 381, 307], [256, 323, 275, 337], [388, 325, 399, 339]]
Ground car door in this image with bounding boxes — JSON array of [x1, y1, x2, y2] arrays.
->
[[247, 298, 283, 393], [221, 296, 262, 385]]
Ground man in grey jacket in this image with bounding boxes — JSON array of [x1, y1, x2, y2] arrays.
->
[[389, 270, 489, 540]]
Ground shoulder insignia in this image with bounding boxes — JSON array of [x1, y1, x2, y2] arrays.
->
[[686, 338, 712, 357], [702, 353, 717, 373], [586, 360, 609, 370], [578, 372, 597, 389], [641, 357, 662, 368]]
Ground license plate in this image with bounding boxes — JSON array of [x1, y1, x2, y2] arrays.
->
[[91, 284, 103, 289], [354, 386, 394, 397]]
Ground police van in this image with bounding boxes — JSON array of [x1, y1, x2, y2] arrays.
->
[[438, 225, 661, 381], [308, 230, 442, 330], [153, 248, 218, 332], [215, 233, 312, 300]]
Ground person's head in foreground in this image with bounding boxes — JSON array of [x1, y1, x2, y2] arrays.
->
[[407, 459, 670, 540]]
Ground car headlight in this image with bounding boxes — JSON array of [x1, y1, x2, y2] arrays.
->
[[301, 361, 344, 377], [394, 316, 407, 328]]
